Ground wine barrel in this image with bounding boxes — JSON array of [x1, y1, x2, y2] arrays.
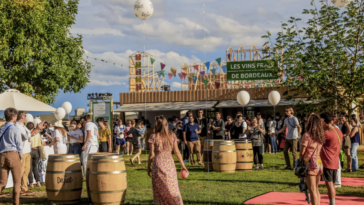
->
[[234, 139, 253, 171], [203, 139, 214, 171], [46, 154, 82, 204], [89, 155, 127, 205], [212, 140, 236, 173], [86, 153, 115, 202]]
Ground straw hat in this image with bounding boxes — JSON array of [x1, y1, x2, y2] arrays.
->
[[53, 120, 64, 128]]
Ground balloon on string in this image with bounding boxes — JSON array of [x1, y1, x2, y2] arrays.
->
[[62, 102, 72, 114], [237, 91, 250, 106], [268, 91, 281, 106], [33, 118, 42, 127], [134, 0, 154, 20], [25, 114, 34, 124], [54, 107, 66, 120], [331, 0, 352, 7]]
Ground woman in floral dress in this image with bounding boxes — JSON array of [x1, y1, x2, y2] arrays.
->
[[147, 116, 187, 205]]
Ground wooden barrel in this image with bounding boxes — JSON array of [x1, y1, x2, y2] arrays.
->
[[203, 139, 214, 171], [89, 155, 127, 205], [234, 139, 253, 171], [86, 153, 115, 202], [212, 140, 236, 173], [46, 154, 82, 204]]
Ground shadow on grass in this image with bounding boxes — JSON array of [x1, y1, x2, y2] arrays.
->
[[183, 178, 298, 186]]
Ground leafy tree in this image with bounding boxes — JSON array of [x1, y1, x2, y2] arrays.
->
[[0, 0, 91, 104], [263, 0, 364, 115]]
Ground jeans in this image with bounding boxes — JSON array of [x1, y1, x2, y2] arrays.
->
[[69, 144, 82, 155], [351, 142, 359, 171], [253, 146, 263, 165], [270, 135, 278, 153]]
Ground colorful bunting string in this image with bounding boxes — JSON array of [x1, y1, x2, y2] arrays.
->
[[168, 73, 173, 80], [215, 81, 220, 89], [171, 68, 176, 76], [182, 67, 188, 74], [227, 53, 231, 61], [192, 76, 198, 83], [200, 71, 205, 79], [150, 58, 155, 65], [193, 65, 199, 72], [216, 58, 221, 66], [161, 63, 166, 70], [178, 73, 183, 80], [221, 65, 227, 73], [211, 68, 216, 76], [86, 56, 123, 67], [203, 79, 209, 88], [205, 62, 210, 70]]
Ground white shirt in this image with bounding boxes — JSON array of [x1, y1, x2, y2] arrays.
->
[[69, 129, 83, 144], [240, 121, 248, 139], [15, 122, 31, 154], [114, 124, 125, 139], [85, 122, 98, 145], [268, 121, 277, 135]]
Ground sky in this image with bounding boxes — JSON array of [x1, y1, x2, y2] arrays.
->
[[1, 0, 334, 117]]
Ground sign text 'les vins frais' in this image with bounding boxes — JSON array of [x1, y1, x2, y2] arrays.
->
[[226, 60, 278, 81]]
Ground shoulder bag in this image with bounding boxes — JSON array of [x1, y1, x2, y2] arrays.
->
[[330, 127, 345, 162], [295, 144, 318, 178]]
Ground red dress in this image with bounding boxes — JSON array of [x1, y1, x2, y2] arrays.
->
[[148, 134, 183, 205]]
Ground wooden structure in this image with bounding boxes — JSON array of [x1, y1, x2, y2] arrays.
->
[[129, 51, 164, 92]]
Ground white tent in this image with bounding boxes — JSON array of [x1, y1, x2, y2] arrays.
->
[[0, 89, 56, 112]]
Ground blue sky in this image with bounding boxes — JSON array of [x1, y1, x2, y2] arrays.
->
[[2, 0, 338, 117]]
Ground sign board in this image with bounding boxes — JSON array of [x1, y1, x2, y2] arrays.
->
[[92, 101, 112, 126], [227, 60, 278, 81]]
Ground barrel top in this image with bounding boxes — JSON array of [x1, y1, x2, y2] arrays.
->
[[48, 154, 80, 159], [213, 140, 235, 145], [234, 139, 252, 142], [90, 154, 124, 160], [205, 139, 223, 143]]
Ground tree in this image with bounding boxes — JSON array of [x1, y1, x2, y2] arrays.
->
[[0, 0, 91, 104], [263, 0, 364, 115]]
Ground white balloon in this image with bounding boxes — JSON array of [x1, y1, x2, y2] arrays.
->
[[25, 114, 34, 124], [62, 102, 72, 114], [237, 91, 250, 106], [134, 0, 154, 20], [268, 91, 281, 106], [54, 107, 66, 120], [331, 0, 352, 7], [33, 118, 42, 127]]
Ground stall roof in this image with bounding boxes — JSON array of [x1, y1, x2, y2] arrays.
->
[[114, 101, 218, 112], [216, 98, 319, 108]]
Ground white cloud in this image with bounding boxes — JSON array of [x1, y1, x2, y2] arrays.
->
[[89, 80, 122, 86], [171, 82, 182, 88], [71, 28, 125, 36]]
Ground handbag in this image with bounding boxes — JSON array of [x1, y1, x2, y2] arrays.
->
[[295, 144, 318, 178], [330, 127, 345, 162]]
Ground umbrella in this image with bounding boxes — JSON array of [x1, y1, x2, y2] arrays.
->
[[0, 89, 56, 112]]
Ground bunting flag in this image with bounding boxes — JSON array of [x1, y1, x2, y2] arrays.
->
[[135, 62, 141, 69], [203, 79, 209, 88], [157, 71, 162, 78], [188, 73, 195, 78], [221, 65, 227, 73], [85, 56, 123, 67], [136, 76, 142, 83], [182, 67, 188, 74], [178, 73, 183, 80], [298, 76, 303, 82], [150, 58, 155, 65], [216, 58, 221, 66], [205, 62, 210, 70], [193, 65, 199, 72], [161, 63, 166, 70], [192, 76, 198, 83], [215, 81, 220, 89], [168, 73, 173, 80], [171, 67, 176, 75], [181, 72, 187, 80], [227, 53, 231, 61], [211, 68, 216, 76], [200, 71, 205, 79]]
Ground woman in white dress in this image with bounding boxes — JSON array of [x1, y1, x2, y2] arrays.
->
[[49, 120, 68, 154]]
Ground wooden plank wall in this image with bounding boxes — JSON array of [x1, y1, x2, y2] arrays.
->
[[119, 87, 305, 105]]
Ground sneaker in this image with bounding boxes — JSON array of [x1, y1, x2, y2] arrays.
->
[[261, 166, 265, 170], [335, 184, 341, 188], [253, 166, 259, 170]]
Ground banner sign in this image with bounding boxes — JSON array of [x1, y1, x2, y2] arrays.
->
[[92, 101, 112, 126], [227, 60, 278, 81]]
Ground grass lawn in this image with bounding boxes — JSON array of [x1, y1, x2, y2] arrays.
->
[[1, 148, 363, 205]]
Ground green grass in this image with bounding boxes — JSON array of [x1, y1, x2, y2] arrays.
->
[[1, 149, 363, 205]]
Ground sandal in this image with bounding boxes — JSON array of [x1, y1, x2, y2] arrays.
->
[[344, 169, 352, 173]]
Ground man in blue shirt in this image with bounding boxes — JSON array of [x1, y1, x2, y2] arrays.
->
[[0, 108, 23, 205], [183, 115, 201, 166]]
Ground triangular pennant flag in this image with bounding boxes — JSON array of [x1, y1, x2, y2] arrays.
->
[[171, 67, 176, 75], [136, 76, 142, 83], [178, 73, 183, 80], [215, 81, 220, 89], [211, 68, 216, 76], [151, 58, 155, 65], [161, 70, 165, 78], [203, 79, 209, 88], [161, 63, 166, 70], [205, 62, 210, 70], [157, 71, 162, 78], [193, 65, 199, 72], [113, 63, 115, 65], [221, 65, 227, 73], [182, 67, 188, 74], [168, 73, 173, 80], [192, 76, 198, 84], [182, 72, 187, 80], [200, 71, 205, 79], [227, 53, 231, 61], [216, 58, 221, 66]]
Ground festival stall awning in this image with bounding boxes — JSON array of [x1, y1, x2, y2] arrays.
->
[[0, 89, 56, 112], [115, 101, 218, 112], [216, 98, 319, 108]]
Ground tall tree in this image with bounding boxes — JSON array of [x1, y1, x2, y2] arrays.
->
[[0, 0, 91, 104], [263, 0, 364, 115]]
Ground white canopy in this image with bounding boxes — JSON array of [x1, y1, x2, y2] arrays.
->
[[0, 89, 56, 112]]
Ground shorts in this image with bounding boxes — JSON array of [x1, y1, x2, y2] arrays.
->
[[321, 167, 338, 182], [343, 136, 351, 149], [265, 135, 271, 144], [132, 138, 141, 150], [99, 142, 109, 152], [126, 137, 133, 142], [116, 138, 126, 146]]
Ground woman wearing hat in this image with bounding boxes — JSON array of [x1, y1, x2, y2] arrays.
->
[[49, 120, 68, 154]]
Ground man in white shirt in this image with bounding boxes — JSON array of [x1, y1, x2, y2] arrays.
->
[[15, 111, 44, 194], [82, 115, 99, 177], [114, 120, 126, 155]]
